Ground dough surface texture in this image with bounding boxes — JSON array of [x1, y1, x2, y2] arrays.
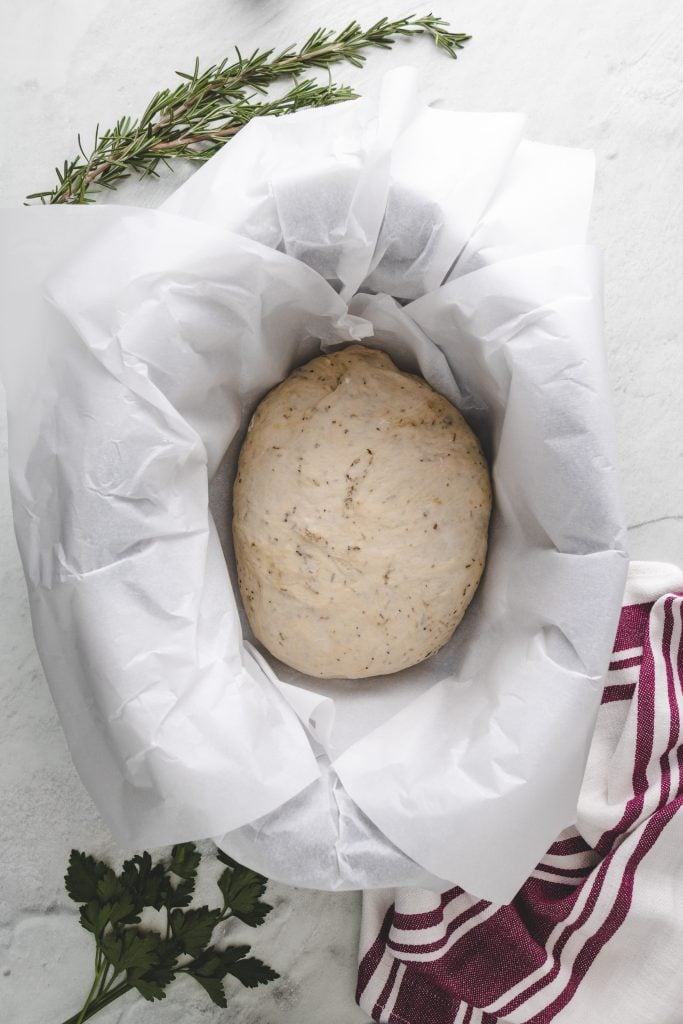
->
[[232, 345, 491, 679]]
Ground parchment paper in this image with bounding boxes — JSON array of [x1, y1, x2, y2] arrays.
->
[[0, 68, 627, 902]]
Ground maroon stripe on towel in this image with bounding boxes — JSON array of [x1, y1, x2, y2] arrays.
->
[[595, 601, 659, 855], [608, 654, 642, 670], [612, 602, 653, 651], [373, 959, 400, 1020], [526, 797, 683, 1022], [602, 683, 636, 704], [387, 900, 490, 955], [391, 887, 464, 931], [356, 906, 394, 999], [677, 601, 683, 789], [533, 864, 593, 879], [490, 856, 613, 1017], [658, 598, 679, 809], [546, 834, 593, 856], [500, 600, 683, 1022]]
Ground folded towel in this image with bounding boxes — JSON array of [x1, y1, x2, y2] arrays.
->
[[357, 562, 683, 1024]]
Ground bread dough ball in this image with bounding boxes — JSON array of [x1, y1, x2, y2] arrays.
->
[[232, 345, 491, 679]]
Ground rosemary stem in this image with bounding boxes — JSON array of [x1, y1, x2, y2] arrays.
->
[[27, 13, 470, 205]]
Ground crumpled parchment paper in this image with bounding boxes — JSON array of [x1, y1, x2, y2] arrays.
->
[[0, 67, 627, 902]]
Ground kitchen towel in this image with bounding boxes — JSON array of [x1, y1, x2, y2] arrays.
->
[[357, 561, 683, 1024]]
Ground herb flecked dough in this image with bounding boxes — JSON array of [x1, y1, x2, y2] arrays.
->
[[232, 345, 491, 679]]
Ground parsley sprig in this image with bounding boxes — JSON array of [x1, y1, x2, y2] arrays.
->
[[60, 843, 278, 1024], [26, 13, 470, 205]]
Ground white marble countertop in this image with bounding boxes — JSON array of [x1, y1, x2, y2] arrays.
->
[[1, 1, 681, 1022]]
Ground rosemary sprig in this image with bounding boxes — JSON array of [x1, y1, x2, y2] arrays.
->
[[26, 13, 469, 205]]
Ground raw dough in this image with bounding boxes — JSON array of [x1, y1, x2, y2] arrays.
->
[[232, 345, 491, 679]]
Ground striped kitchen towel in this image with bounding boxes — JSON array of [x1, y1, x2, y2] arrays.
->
[[357, 562, 683, 1024]]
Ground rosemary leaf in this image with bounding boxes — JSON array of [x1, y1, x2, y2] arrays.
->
[[26, 13, 470, 205]]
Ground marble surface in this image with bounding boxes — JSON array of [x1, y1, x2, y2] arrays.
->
[[1, 1, 681, 1022]]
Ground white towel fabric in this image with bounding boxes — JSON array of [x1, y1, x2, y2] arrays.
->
[[357, 561, 683, 1024]]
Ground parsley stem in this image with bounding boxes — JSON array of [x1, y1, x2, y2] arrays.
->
[[95, 963, 113, 998], [73, 962, 108, 1024], [59, 981, 133, 1024]]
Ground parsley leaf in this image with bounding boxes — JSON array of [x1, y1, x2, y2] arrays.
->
[[65, 851, 111, 905], [191, 943, 251, 975], [185, 944, 251, 1008], [95, 868, 126, 904], [127, 938, 178, 1001], [226, 956, 280, 988], [129, 976, 168, 1002], [61, 844, 279, 1023], [185, 944, 278, 1002], [168, 842, 201, 880], [121, 851, 168, 911], [79, 900, 112, 935], [188, 972, 228, 1008], [170, 907, 222, 957], [217, 862, 273, 926], [164, 876, 195, 911], [100, 930, 162, 974]]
